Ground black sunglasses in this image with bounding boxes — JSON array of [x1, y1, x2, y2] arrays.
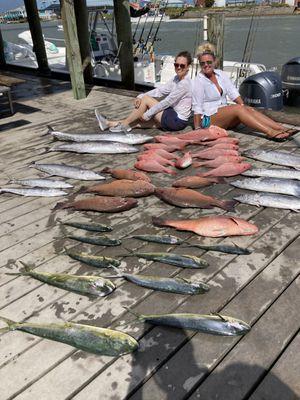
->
[[200, 61, 213, 66], [174, 63, 187, 69]]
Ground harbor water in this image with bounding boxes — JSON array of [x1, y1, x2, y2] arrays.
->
[[1, 15, 299, 112]]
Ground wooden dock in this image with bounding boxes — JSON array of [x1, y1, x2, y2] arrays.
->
[[0, 72, 299, 400]]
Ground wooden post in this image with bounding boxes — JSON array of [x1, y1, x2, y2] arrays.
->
[[113, 0, 134, 90], [23, 0, 50, 74], [0, 28, 6, 67], [74, 0, 93, 84], [60, 0, 86, 100], [207, 13, 225, 69]]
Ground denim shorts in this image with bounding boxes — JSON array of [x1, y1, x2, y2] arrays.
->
[[161, 107, 188, 131]]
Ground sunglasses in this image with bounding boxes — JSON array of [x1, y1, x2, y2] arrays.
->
[[174, 63, 187, 69], [200, 61, 213, 66]]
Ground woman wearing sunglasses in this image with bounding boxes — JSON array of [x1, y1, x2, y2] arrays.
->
[[96, 51, 192, 133], [192, 43, 294, 139]]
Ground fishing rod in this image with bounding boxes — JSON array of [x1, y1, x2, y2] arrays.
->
[[148, 0, 169, 53], [143, 0, 160, 52], [133, 15, 142, 43]]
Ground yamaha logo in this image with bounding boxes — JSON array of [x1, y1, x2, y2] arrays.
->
[[245, 97, 261, 104], [271, 93, 281, 98]]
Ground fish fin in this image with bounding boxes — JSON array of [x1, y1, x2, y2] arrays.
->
[[210, 312, 227, 321], [77, 186, 87, 194], [229, 217, 240, 226], [222, 199, 238, 212], [41, 125, 53, 137], [0, 316, 17, 330], [53, 201, 69, 211], [291, 209, 300, 213]]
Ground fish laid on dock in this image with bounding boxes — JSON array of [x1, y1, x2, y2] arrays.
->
[[123, 252, 209, 268], [109, 271, 210, 295], [7, 263, 115, 297], [102, 168, 151, 182], [125, 309, 250, 336], [65, 248, 121, 268], [67, 234, 121, 247], [7, 178, 73, 189], [234, 193, 300, 211], [83, 179, 155, 197], [48, 142, 139, 154], [196, 162, 251, 177], [183, 243, 252, 255], [54, 196, 138, 213], [243, 149, 300, 169], [155, 187, 236, 211], [0, 316, 138, 356], [130, 234, 184, 245], [172, 176, 224, 188], [242, 168, 300, 181], [46, 126, 153, 144], [30, 162, 106, 181], [231, 177, 300, 197], [153, 216, 258, 237], [62, 221, 113, 232], [0, 187, 68, 197]]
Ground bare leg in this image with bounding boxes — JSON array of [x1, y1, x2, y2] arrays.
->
[[106, 95, 161, 127], [211, 105, 289, 138], [245, 106, 285, 131]]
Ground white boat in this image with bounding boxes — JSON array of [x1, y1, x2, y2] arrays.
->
[[131, 13, 170, 24]]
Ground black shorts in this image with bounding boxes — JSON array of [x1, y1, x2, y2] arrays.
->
[[161, 107, 188, 131]]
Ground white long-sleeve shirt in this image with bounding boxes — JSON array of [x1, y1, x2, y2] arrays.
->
[[138, 74, 192, 121], [192, 69, 240, 116]]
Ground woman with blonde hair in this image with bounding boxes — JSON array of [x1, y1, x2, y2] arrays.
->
[[192, 42, 296, 139]]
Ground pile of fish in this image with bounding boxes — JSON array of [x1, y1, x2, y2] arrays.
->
[[231, 149, 300, 211]]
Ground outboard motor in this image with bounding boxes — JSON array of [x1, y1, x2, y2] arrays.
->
[[239, 71, 283, 111], [281, 57, 300, 106]]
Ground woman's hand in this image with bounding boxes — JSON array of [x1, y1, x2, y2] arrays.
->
[[134, 98, 141, 109]]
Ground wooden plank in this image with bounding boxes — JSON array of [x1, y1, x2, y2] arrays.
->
[[262, 110, 300, 127], [23, 0, 50, 74], [249, 332, 300, 400], [188, 277, 300, 400], [60, 0, 86, 99], [0, 75, 25, 87]]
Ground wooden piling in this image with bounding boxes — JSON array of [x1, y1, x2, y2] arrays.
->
[[207, 13, 225, 69], [0, 28, 6, 67], [23, 0, 50, 74], [113, 0, 135, 90], [60, 0, 86, 100], [74, 0, 93, 84]]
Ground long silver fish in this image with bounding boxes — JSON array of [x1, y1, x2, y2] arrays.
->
[[0, 187, 67, 197], [242, 168, 300, 181], [231, 177, 300, 197], [48, 142, 139, 154], [125, 308, 251, 336], [109, 271, 210, 295], [30, 162, 106, 180], [8, 178, 73, 189], [244, 149, 300, 169], [234, 192, 300, 211], [46, 126, 153, 145], [0, 316, 138, 356]]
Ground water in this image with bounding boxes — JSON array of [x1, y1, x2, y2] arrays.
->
[[1, 16, 299, 113]]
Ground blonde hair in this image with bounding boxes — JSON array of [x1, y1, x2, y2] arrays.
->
[[196, 42, 216, 59]]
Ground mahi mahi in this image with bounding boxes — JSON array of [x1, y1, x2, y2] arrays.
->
[[0, 317, 138, 356], [122, 252, 209, 268]]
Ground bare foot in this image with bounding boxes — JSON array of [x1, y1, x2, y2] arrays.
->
[[266, 129, 290, 139]]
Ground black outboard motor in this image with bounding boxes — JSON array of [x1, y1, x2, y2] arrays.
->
[[239, 71, 283, 111], [281, 57, 300, 106]]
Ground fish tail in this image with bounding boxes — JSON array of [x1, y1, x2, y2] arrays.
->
[[0, 316, 17, 332], [123, 307, 143, 322], [101, 167, 111, 174], [105, 265, 123, 278], [19, 260, 34, 272], [215, 177, 227, 184], [53, 201, 69, 211], [221, 199, 238, 211], [41, 125, 54, 137], [152, 217, 167, 227]]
